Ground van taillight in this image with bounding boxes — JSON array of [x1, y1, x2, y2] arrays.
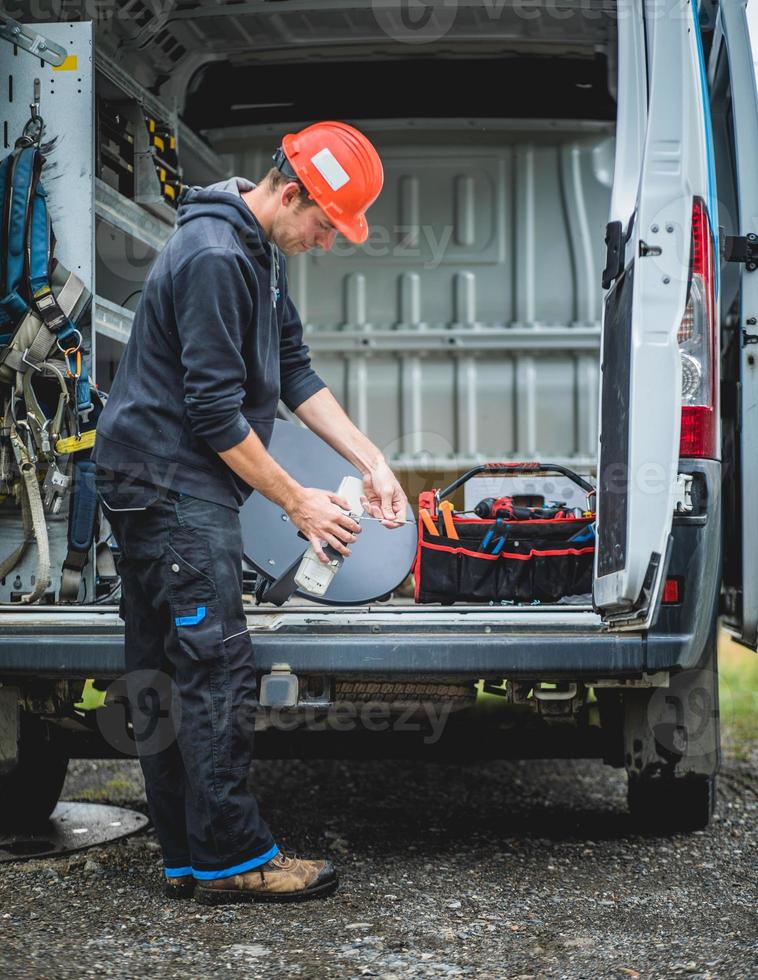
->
[[662, 578, 682, 604], [678, 198, 717, 458]]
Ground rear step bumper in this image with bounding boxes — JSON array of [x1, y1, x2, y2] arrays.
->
[[0, 604, 690, 679]]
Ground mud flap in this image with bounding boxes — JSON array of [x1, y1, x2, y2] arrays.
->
[[623, 631, 720, 781], [0, 688, 19, 775]]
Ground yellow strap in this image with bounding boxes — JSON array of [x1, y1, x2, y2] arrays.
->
[[55, 429, 96, 454]]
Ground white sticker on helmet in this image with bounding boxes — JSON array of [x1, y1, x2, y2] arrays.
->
[[310, 148, 350, 191]]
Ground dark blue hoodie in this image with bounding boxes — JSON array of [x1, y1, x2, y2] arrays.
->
[[93, 177, 326, 509]]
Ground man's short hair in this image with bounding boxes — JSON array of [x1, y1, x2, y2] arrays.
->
[[264, 168, 316, 208]]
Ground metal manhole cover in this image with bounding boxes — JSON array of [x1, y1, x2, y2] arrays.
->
[[0, 802, 149, 862]]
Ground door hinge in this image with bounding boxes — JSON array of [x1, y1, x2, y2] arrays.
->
[[601, 214, 638, 289], [721, 232, 758, 272], [602, 220, 626, 289], [674, 474, 693, 514], [742, 319, 758, 347]]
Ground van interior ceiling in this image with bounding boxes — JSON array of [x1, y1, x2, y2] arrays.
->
[[182, 54, 617, 131]]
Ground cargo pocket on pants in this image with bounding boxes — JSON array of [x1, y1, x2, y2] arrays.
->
[[172, 601, 225, 662], [167, 527, 223, 661]]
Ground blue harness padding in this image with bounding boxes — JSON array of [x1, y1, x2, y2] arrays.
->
[[66, 459, 99, 553], [0, 140, 91, 412], [0, 148, 32, 326]]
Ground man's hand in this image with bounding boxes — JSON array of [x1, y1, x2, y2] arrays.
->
[[360, 458, 408, 528], [292, 388, 408, 529], [287, 487, 362, 564]]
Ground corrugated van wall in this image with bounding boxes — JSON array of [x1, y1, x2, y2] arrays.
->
[[214, 122, 613, 495]]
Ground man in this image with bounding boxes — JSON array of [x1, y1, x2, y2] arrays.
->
[[93, 121, 407, 904]]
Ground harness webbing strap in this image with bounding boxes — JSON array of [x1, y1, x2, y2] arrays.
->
[[2, 425, 51, 603], [55, 270, 86, 319], [0, 270, 86, 376], [0, 488, 33, 581], [19, 451, 51, 603]]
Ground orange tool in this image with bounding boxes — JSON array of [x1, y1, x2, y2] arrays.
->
[[419, 508, 439, 537], [439, 500, 459, 539]]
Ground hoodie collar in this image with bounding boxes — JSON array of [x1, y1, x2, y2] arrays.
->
[[176, 177, 281, 291], [176, 176, 267, 246]]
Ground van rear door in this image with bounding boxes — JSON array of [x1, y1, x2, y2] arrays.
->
[[593, 0, 713, 629], [709, 0, 758, 650]]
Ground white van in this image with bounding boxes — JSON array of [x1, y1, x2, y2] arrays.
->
[[0, 0, 755, 833]]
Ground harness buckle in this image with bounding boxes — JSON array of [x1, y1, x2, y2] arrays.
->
[[21, 347, 42, 372], [42, 461, 70, 514]]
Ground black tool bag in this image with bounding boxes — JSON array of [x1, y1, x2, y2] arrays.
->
[[413, 463, 595, 605]]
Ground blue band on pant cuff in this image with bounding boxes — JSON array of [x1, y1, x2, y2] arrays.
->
[[164, 865, 193, 878], [192, 844, 279, 881]]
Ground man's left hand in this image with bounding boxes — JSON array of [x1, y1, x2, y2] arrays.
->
[[360, 459, 408, 528]]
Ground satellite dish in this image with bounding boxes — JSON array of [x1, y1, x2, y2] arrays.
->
[[240, 420, 416, 605]]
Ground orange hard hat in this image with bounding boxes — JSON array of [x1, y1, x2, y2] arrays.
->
[[278, 121, 383, 244]]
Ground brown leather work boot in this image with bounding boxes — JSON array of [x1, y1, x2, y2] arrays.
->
[[194, 852, 338, 905], [164, 874, 195, 900]]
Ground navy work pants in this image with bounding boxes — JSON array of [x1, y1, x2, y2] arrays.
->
[[98, 480, 278, 880]]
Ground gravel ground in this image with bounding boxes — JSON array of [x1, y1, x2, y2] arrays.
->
[[0, 748, 755, 980]]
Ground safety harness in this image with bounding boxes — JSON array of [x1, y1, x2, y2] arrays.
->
[[0, 110, 100, 603]]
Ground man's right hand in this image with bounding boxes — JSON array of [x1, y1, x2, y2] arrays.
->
[[286, 487, 362, 564]]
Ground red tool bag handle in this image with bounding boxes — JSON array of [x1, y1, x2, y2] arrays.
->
[[434, 462, 594, 506]]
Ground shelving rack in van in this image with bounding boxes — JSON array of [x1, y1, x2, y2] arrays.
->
[[93, 52, 230, 386], [0, 20, 229, 603]]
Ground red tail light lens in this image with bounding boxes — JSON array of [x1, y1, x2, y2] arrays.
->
[[662, 578, 682, 604], [680, 405, 716, 458], [678, 198, 717, 458]]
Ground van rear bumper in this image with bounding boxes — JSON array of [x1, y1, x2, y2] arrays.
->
[[0, 606, 681, 680]]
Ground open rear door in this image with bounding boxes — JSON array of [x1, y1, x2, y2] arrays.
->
[[710, 0, 758, 649], [594, 0, 712, 629]]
